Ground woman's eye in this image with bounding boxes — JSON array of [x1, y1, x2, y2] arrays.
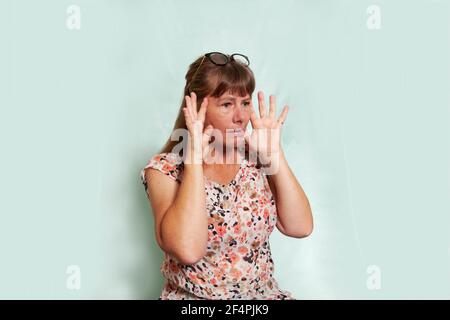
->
[[222, 103, 232, 108], [243, 101, 250, 107]]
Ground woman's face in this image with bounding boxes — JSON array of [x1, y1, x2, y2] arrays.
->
[[204, 91, 253, 148]]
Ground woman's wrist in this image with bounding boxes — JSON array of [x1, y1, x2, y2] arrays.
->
[[184, 137, 203, 164], [258, 148, 284, 175]]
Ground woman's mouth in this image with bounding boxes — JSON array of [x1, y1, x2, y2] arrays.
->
[[229, 128, 245, 137]]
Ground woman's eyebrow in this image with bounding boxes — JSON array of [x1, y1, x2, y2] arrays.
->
[[219, 95, 251, 101]]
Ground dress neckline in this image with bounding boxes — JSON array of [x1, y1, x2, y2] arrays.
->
[[203, 158, 246, 188]]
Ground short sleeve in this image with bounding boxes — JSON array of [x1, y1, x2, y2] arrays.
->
[[140, 152, 184, 194]]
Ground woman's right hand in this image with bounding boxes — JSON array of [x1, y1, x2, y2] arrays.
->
[[183, 92, 214, 164]]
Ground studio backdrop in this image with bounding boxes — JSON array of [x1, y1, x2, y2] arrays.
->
[[0, 0, 448, 299]]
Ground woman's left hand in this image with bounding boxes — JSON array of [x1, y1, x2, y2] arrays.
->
[[244, 91, 289, 171]]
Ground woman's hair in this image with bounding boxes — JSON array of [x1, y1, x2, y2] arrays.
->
[[159, 53, 256, 156]]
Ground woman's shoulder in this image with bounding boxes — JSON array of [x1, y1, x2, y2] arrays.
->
[[140, 152, 184, 186], [150, 152, 184, 166]]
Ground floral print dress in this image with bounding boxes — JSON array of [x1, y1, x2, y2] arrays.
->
[[140, 152, 295, 300]]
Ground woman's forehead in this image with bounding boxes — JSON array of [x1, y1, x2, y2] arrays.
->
[[217, 92, 251, 100]]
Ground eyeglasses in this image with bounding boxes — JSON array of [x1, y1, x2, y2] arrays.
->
[[188, 52, 250, 92], [203, 52, 250, 66]]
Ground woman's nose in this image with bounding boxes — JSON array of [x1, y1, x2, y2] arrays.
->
[[233, 105, 245, 123]]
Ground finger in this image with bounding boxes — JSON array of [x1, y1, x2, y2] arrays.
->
[[183, 106, 191, 122], [202, 124, 213, 142], [249, 107, 257, 128], [203, 124, 214, 134], [257, 91, 266, 118], [202, 125, 215, 154], [269, 95, 276, 119], [198, 97, 208, 122], [276, 105, 289, 127], [183, 107, 192, 130], [185, 95, 195, 120], [191, 91, 198, 117], [203, 124, 214, 139]]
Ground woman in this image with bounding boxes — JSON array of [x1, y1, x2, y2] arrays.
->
[[140, 52, 313, 299]]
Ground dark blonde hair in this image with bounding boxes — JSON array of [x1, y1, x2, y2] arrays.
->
[[160, 53, 256, 155]]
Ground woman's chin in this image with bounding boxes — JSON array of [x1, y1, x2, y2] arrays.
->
[[208, 136, 245, 149], [226, 137, 246, 149]]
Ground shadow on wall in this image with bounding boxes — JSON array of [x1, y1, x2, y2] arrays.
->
[[127, 150, 165, 299]]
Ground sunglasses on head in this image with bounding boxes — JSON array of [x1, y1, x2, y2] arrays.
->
[[202, 52, 250, 66], [188, 52, 250, 92]]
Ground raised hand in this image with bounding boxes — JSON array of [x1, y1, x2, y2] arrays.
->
[[183, 92, 214, 164], [244, 91, 289, 171]]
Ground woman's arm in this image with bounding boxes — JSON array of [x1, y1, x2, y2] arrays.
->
[[145, 92, 211, 265], [267, 150, 313, 238], [145, 161, 208, 265]]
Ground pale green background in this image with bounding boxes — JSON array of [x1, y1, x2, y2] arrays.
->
[[0, 0, 448, 299]]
